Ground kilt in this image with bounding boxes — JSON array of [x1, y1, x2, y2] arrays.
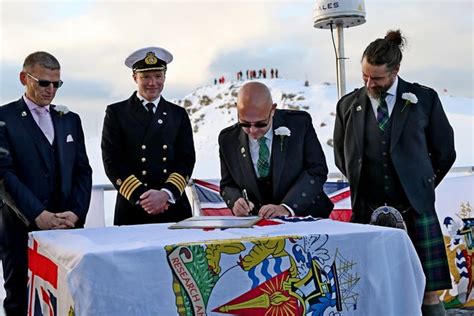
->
[[403, 209, 451, 291]]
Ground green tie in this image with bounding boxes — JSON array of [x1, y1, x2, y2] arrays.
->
[[377, 92, 389, 131], [257, 137, 270, 178]]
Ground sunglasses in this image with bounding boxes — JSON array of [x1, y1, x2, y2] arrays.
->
[[26, 73, 63, 88], [238, 110, 273, 129]]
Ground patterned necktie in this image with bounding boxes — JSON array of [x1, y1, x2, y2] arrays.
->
[[376, 92, 389, 131], [34, 107, 54, 144], [257, 137, 270, 178], [145, 102, 155, 118]]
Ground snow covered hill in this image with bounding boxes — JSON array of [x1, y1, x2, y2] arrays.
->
[[88, 78, 473, 185]]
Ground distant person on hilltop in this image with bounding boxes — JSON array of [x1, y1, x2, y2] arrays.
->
[[270, 68, 274, 78], [275, 68, 279, 78], [0, 51, 92, 315], [218, 82, 333, 219], [333, 30, 455, 316], [101, 46, 195, 226]]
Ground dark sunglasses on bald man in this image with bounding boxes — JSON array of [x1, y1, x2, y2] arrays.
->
[[26, 73, 63, 88], [238, 110, 272, 129]]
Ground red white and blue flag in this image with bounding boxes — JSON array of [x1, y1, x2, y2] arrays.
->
[[27, 239, 58, 316], [191, 179, 352, 221]]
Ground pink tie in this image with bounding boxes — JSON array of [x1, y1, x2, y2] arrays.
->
[[34, 107, 54, 144]]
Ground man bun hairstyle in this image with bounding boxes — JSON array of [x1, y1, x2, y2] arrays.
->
[[362, 29, 406, 71]]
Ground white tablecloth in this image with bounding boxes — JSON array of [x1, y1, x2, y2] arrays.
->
[[28, 219, 424, 316]]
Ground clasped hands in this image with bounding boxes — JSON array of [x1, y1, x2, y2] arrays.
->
[[139, 189, 170, 215], [232, 197, 290, 218], [35, 210, 79, 230]]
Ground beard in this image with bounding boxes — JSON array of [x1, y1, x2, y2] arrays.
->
[[366, 76, 396, 99]]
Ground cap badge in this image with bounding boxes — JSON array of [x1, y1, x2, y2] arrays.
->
[[144, 52, 158, 65]]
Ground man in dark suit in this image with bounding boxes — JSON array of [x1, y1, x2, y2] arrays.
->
[[0, 51, 92, 315], [101, 47, 195, 225], [219, 82, 333, 219], [333, 30, 455, 315]]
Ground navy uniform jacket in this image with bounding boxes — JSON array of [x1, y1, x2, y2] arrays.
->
[[0, 98, 92, 230], [333, 77, 456, 215], [101, 92, 195, 225], [219, 109, 333, 217]]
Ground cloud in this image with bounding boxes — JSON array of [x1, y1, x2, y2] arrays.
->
[[1, 0, 472, 104]]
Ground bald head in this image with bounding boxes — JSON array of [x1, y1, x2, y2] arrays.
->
[[237, 82, 273, 114], [236, 82, 276, 139]]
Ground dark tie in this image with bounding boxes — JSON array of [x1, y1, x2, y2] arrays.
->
[[376, 92, 389, 132], [34, 107, 54, 144], [145, 102, 155, 117], [257, 137, 270, 178]]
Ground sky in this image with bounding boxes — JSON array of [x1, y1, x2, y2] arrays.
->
[[0, 0, 473, 136]]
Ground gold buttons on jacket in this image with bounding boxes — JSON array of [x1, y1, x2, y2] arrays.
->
[[163, 144, 168, 150], [142, 170, 147, 176], [141, 157, 146, 163], [141, 145, 146, 150], [162, 157, 167, 162], [163, 169, 167, 174]]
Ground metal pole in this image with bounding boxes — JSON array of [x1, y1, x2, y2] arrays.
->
[[336, 24, 346, 99]]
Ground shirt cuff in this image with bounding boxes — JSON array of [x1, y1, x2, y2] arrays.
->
[[162, 188, 176, 204], [281, 204, 295, 216]]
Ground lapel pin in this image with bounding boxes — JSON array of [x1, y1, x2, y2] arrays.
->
[[163, 112, 167, 116], [21, 111, 27, 117], [356, 105, 362, 112]]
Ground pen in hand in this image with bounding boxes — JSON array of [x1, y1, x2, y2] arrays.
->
[[242, 189, 252, 216]]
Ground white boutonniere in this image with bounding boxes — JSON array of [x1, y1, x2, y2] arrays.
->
[[274, 126, 291, 152], [401, 92, 418, 112], [54, 104, 70, 116]]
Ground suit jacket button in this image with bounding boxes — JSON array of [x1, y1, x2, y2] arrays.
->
[[301, 192, 307, 197], [162, 157, 167, 162], [141, 157, 146, 163], [141, 145, 146, 150], [163, 144, 168, 150], [163, 169, 167, 174], [144, 183, 148, 187], [142, 170, 147, 176], [292, 203, 298, 209], [309, 179, 315, 184]]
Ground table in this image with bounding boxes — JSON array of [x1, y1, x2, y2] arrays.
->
[[28, 218, 425, 315]]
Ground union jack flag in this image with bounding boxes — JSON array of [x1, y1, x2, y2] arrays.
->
[[27, 239, 58, 316], [191, 179, 352, 221]]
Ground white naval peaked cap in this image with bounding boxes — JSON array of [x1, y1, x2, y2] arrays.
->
[[124, 46, 173, 72]]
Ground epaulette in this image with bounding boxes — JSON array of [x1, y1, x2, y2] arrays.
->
[[220, 123, 240, 134], [339, 88, 359, 101], [413, 82, 434, 91]]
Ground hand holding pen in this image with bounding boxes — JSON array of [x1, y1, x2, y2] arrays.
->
[[232, 189, 255, 216]]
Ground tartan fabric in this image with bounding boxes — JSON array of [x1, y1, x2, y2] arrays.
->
[[376, 92, 389, 131], [403, 209, 451, 291], [257, 137, 270, 178]]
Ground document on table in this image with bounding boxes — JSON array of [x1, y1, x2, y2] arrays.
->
[[168, 216, 261, 229]]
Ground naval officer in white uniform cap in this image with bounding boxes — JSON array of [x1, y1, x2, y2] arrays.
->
[[101, 46, 196, 225]]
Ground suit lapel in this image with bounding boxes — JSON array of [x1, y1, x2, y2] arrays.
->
[[16, 100, 52, 170], [390, 78, 411, 151], [237, 129, 262, 201], [271, 111, 287, 193], [128, 93, 151, 127], [51, 107, 66, 181], [352, 88, 369, 156]]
